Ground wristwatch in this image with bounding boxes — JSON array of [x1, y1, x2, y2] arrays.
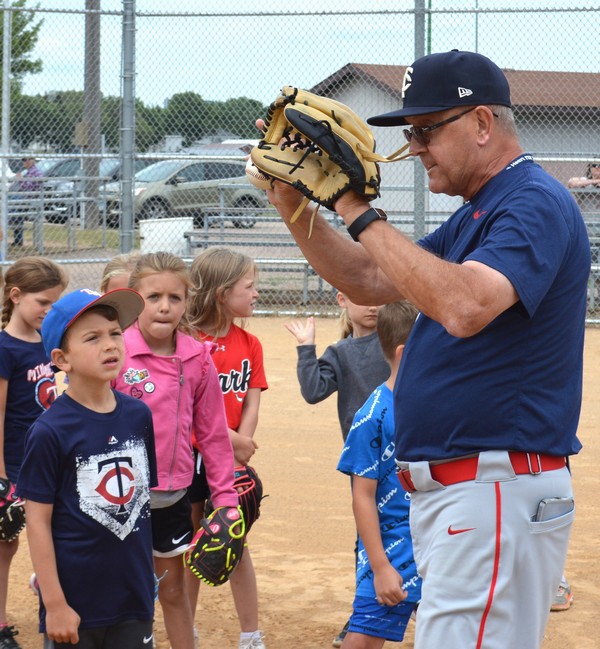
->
[[347, 207, 388, 242], [0, 477, 11, 500]]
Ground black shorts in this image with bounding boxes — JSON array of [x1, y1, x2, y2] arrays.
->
[[46, 618, 154, 648], [151, 492, 193, 557], [188, 449, 210, 504]]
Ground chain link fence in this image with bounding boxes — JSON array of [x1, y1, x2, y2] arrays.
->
[[1, 1, 599, 317]]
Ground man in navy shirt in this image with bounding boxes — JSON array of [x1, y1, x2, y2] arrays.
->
[[266, 50, 589, 649]]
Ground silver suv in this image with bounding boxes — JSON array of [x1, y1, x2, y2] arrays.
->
[[103, 158, 267, 228]]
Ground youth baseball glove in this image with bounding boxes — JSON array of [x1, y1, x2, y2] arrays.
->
[[206, 465, 265, 534], [184, 505, 246, 587], [250, 86, 411, 236], [0, 479, 26, 543]]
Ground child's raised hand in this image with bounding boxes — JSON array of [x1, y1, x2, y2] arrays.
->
[[284, 317, 315, 346]]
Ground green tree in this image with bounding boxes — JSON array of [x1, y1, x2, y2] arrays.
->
[[41, 90, 84, 151], [100, 95, 121, 151], [11, 93, 58, 149], [0, 0, 43, 86], [135, 100, 165, 151], [163, 92, 209, 147], [220, 97, 267, 139]]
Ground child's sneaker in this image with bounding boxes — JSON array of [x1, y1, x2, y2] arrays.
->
[[551, 577, 574, 611], [0, 624, 22, 649], [239, 630, 266, 649]]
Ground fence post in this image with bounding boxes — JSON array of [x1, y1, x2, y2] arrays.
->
[[1, 2, 12, 262], [120, 0, 136, 254], [412, 0, 426, 241]]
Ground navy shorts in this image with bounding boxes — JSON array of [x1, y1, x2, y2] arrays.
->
[[188, 449, 210, 504], [45, 618, 154, 648], [348, 595, 416, 642], [151, 492, 193, 557]]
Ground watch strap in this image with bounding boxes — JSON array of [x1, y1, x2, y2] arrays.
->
[[347, 208, 388, 242]]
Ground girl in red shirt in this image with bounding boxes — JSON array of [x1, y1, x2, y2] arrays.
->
[[187, 247, 268, 649]]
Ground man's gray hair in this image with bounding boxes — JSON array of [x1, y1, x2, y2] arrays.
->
[[491, 104, 517, 136]]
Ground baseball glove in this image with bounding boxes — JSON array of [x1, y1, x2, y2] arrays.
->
[[206, 465, 264, 534], [0, 479, 26, 543], [250, 86, 411, 236], [184, 505, 246, 587]]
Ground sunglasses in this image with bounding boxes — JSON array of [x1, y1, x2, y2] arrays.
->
[[403, 106, 489, 146]]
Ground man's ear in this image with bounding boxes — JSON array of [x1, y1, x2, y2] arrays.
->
[[51, 348, 70, 373]]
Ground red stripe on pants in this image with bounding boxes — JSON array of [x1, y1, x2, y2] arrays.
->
[[477, 482, 502, 649]]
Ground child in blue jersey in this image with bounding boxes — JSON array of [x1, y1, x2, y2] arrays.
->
[[286, 293, 390, 646], [16, 288, 158, 648], [0, 257, 68, 647], [337, 301, 420, 648]]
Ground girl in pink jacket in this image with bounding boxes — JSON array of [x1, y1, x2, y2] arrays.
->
[[112, 251, 237, 649]]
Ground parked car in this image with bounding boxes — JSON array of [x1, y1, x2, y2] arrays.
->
[[41, 157, 153, 223], [102, 158, 267, 228], [7, 157, 153, 225]]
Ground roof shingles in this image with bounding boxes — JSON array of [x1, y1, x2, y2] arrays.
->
[[311, 63, 600, 109]]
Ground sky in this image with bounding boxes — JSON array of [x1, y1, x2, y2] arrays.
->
[[16, 1, 600, 107]]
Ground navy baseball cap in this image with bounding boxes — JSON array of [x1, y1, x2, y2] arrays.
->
[[42, 288, 144, 357], [367, 50, 512, 127]]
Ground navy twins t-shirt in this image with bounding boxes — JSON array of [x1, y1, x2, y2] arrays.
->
[[17, 390, 157, 631]]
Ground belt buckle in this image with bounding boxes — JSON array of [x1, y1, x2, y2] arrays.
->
[[526, 452, 542, 475]]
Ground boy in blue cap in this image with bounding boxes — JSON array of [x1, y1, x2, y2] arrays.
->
[[16, 288, 158, 648]]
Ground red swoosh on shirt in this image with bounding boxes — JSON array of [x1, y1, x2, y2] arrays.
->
[[473, 209, 487, 220], [448, 525, 476, 535]]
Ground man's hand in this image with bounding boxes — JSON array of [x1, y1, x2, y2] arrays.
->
[[333, 189, 373, 225]]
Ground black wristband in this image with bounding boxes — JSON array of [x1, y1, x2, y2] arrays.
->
[[347, 208, 387, 242]]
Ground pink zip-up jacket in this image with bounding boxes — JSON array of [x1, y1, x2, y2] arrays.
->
[[113, 323, 238, 508]]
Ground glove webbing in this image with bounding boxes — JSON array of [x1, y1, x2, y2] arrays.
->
[[284, 131, 411, 237]]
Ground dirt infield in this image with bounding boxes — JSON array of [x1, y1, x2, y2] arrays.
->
[[7, 318, 599, 648]]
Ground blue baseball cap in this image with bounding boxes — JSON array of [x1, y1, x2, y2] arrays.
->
[[42, 288, 144, 357], [367, 50, 512, 127]]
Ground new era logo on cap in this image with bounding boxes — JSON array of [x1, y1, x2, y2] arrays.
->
[[458, 87, 473, 98]]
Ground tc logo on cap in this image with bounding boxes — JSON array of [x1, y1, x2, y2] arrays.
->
[[402, 66, 414, 98]]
